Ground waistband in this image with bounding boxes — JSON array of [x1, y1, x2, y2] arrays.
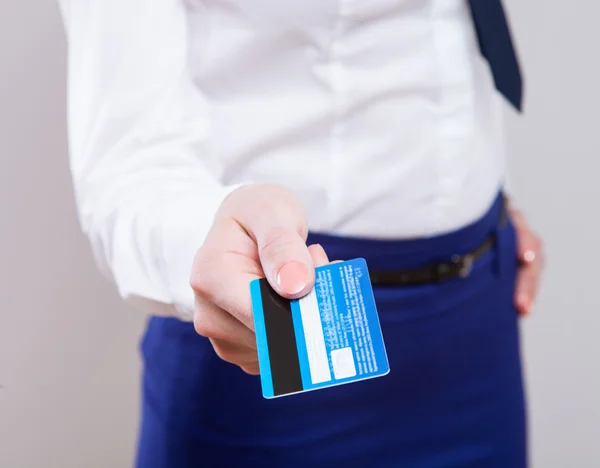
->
[[306, 193, 505, 272]]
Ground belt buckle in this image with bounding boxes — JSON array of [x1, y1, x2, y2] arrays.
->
[[452, 253, 474, 278]]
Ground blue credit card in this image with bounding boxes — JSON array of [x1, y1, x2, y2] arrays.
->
[[251, 258, 390, 399]]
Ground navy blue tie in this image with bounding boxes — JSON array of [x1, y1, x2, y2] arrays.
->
[[468, 0, 523, 111]]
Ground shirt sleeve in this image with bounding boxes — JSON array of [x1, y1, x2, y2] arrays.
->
[[58, 0, 244, 319]]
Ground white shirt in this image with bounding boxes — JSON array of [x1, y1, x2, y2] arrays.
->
[[58, 0, 510, 319]]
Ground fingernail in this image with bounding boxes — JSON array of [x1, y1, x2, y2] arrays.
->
[[277, 261, 309, 295], [523, 250, 536, 263]]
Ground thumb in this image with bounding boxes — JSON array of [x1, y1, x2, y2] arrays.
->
[[225, 184, 315, 299], [256, 227, 315, 299]]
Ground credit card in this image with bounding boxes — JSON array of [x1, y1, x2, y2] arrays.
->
[[250, 258, 390, 399]]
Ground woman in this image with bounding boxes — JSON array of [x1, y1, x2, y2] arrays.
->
[[59, 0, 543, 466]]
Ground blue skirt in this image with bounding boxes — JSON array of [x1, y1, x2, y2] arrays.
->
[[136, 194, 527, 468]]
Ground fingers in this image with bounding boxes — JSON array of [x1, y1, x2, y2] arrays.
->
[[241, 363, 261, 375], [512, 210, 545, 316], [515, 249, 544, 316], [515, 268, 535, 315], [194, 295, 259, 372], [308, 243, 330, 267], [209, 338, 259, 375], [191, 253, 258, 331], [191, 184, 314, 374], [194, 297, 257, 350]]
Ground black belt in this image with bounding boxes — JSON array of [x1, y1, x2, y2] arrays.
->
[[369, 200, 508, 286]]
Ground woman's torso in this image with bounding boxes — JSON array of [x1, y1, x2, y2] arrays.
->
[[185, 0, 507, 238]]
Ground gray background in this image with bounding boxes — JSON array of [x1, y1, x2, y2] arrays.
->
[[1, 1, 598, 467]]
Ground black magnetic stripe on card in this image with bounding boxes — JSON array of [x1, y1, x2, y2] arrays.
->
[[259, 279, 303, 396]]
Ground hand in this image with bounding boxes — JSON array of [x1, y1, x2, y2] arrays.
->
[[509, 203, 545, 316], [190, 184, 330, 374]]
